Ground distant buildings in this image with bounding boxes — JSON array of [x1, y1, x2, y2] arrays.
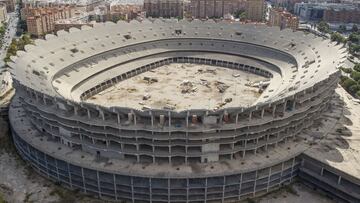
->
[[143, 0, 183, 18], [246, 0, 265, 21], [22, 5, 74, 37], [189, 0, 264, 21], [189, 0, 247, 19], [294, 3, 360, 23], [0, 0, 15, 13], [0, 3, 7, 22], [110, 4, 143, 21], [269, 8, 299, 30]]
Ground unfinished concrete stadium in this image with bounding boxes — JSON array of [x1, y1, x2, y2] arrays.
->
[[7, 19, 360, 202]]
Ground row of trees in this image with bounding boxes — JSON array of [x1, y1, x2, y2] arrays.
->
[[317, 21, 360, 55], [4, 34, 32, 63], [340, 63, 360, 98]]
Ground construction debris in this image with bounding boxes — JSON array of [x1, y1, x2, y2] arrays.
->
[[180, 80, 197, 94], [143, 76, 158, 84], [199, 79, 210, 88], [225, 98, 232, 103], [197, 68, 217, 75], [143, 94, 151, 100], [214, 81, 229, 93]]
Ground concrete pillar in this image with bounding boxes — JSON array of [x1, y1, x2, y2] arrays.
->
[[320, 168, 324, 176], [87, 109, 91, 119], [159, 115, 165, 126], [186, 111, 189, 128], [96, 171, 101, 197], [253, 170, 258, 196], [117, 113, 121, 124], [150, 112, 154, 127], [292, 100, 296, 110], [238, 173, 243, 199], [99, 109, 105, 120], [266, 167, 272, 192], [168, 111, 171, 127], [249, 111, 252, 121], [337, 176, 341, 184], [113, 174, 118, 200], [74, 106, 78, 116], [223, 111, 229, 123], [272, 105, 276, 117], [261, 108, 265, 118], [236, 113, 239, 124], [81, 167, 86, 193]]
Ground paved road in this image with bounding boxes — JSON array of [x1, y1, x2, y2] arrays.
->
[[0, 10, 19, 95], [0, 11, 19, 69]]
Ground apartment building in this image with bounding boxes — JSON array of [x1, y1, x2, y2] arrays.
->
[[0, 0, 15, 12], [190, 0, 264, 21], [190, 0, 247, 19], [269, 8, 299, 30], [143, 0, 184, 18], [24, 6, 73, 37], [0, 3, 7, 22], [246, 0, 265, 21]]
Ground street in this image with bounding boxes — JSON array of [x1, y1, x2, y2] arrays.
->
[[0, 10, 19, 96]]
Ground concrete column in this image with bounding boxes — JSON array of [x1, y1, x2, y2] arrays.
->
[[87, 109, 91, 119], [238, 173, 243, 199], [261, 108, 265, 118], [236, 113, 239, 124], [292, 100, 296, 110], [186, 111, 189, 128], [168, 111, 171, 127], [337, 176, 341, 184], [67, 162, 73, 189], [272, 105, 276, 117], [150, 112, 154, 127], [113, 174, 118, 200], [55, 159, 60, 181], [74, 106, 78, 116], [99, 109, 105, 120], [131, 177, 135, 203], [81, 167, 86, 193], [117, 113, 121, 124], [253, 170, 258, 196], [249, 111, 252, 121], [320, 168, 324, 176], [266, 167, 272, 192]]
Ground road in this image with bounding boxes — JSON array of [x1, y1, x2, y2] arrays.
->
[[0, 11, 19, 69], [0, 10, 19, 96]]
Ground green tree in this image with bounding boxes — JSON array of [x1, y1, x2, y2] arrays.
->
[[340, 67, 352, 74], [338, 24, 347, 33], [352, 24, 359, 33], [348, 33, 360, 44], [331, 32, 346, 44], [354, 63, 360, 72], [351, 71, 360, 81], [318, 21, 330, 33], [341, 77, 357, 90]]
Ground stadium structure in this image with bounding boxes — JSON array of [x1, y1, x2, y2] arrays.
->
[[7, 19, 360, 202]]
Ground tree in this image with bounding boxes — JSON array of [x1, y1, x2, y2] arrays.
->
[[352, 24, 359, 33], [318, 21, 330, 33], [331, 32, 346, 44], [354, 63, 360, 72], [351, 70, 360, 82], [340, 67, 352, 74], [338, 24, 347, 33], [341, 77, 357, 90], [349, 84, 360, 95], [348, 33, 360, 44]]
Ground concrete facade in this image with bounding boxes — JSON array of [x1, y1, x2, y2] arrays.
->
[[8, 20, 355, 202]]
